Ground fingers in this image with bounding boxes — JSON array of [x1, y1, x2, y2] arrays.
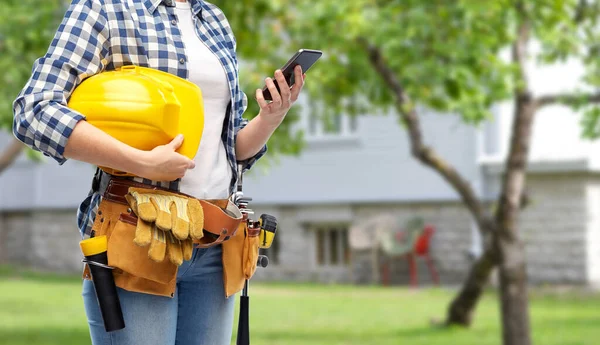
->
[[256, 67, 305, 118], [182, 156, 195, 170], [133, 219, 153, 247], [169, 151, 195, 173], [168, 134, 184, 150], [182, 239, 193, 261], [133, 192, 158, 223], [166, 232, 183, 266], [168, 134, 195, 168], [148, 225, 167, 262], [153, 196, 173, 232], [255, 88, 269, 109], [170, 199, 190, 240], [274, 69, 292, 105], [290, 66, 304, 101], [265, 77, 282, 106], [187, 199, 205, 240]]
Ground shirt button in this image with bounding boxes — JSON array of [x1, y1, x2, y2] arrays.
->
[[179, 57, 185, 64], [171, 19, 177, 26]]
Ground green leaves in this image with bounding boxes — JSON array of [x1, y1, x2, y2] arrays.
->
[[213, 0, 600, 143], [0, 0, 66, 131], [581, 106, 600, 139], [4, 0, 600, 165], [219, 0, 515, 126]]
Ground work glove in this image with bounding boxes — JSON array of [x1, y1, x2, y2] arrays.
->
[[125, 188, 204, 266]]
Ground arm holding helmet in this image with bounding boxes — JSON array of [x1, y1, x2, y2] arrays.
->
[[12, 0, 195, 182], [63, 124, 195, 181]]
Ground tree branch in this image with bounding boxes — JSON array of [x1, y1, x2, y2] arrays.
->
[[512, 2, 530, 96], [356, 37, 491, 231], [536, 92, 600, 108], [495, 1, 533, 229], [0, 137, 24, 175]]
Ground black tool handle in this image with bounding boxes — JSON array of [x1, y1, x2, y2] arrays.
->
[[237, 280, 250, 345], [86, 252, 125, 332]]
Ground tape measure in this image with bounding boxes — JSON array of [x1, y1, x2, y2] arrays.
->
[[258, 214, 277, 249]]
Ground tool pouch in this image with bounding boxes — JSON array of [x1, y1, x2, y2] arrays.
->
[[243, 229, 261, 280], [83, 199, 178, 297], [221, 222, 261, 297], [108, 212, 178, 286]]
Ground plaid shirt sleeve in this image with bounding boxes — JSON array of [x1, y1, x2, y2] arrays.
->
[[227, 24, 267, 173], [234, 91, 268, 173], [12, 0, 110, 165]]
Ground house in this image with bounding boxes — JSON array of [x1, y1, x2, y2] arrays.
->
[[2, 54, 600, 287]]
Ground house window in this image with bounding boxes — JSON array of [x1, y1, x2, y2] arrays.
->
[[307, 112, 358, 137], [311, 224, 351, 266]]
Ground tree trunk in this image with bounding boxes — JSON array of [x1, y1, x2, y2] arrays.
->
[[0, 138, 24, 175], [445, 245, 496, 325], [358, 36, 499, 328], [445, 220, 498, 325], [448, 5, 535, 342], [490, 6, 534, 343], [493, 93, 536, 345], [496, 236, 530, 345]]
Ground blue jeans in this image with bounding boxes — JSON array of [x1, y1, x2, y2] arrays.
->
[[82, 245, 236, 345]]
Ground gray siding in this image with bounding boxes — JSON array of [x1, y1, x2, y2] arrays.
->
[[1, 108, 481, 210], [243, 110, 481, 205], [0, 131, 96, 211]]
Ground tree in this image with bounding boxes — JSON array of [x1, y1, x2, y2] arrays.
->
[[216, 1, 600, 345], [2, 2, 600, 343], [0, 0, 68, 174]]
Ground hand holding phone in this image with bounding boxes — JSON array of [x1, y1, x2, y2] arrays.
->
[[262, 49, 322, 101], [254, 49, 322, 128]]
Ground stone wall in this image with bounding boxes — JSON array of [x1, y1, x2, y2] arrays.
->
[[251, 206, 353, 284], [518, 173, 588, 284], [250, 201, 473, 285], [0, 210, 83, 273], [254, 173, 594, 286], [0, 173, 595, 286], [351, 202, 473, 285]]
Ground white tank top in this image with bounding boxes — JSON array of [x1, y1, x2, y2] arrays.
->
[[175, 0, 233, 199]]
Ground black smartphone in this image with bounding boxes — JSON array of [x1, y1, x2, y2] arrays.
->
[[262, 49, 322, 101]]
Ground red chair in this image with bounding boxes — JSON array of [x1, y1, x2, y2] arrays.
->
[[382, 224, 440, 287]]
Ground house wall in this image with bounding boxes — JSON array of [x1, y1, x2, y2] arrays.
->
[[242, 109, 481, 206], [0, 173, 594, 286], [585, 177, 600, 287], [0, 209, 83, 273], [519, 173, 589, 284], [253, 172, 594, 286]]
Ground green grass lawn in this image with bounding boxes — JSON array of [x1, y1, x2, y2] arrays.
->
[[1, 266, 599, 345]]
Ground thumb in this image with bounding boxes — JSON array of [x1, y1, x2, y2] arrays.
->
[[168, 134, 184, 150]]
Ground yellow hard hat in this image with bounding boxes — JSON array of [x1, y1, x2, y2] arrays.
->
[[68, 65, 204, 176]]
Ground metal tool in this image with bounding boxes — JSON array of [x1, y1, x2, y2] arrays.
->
[[234, 164, 278, 345]]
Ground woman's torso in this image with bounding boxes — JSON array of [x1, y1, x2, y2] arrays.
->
[[76, 0, 248, 238], [174, 0, 232, 199]]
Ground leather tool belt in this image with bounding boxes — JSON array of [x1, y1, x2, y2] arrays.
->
[[96, 172, 244, 248], [83, 170, 256, 298]]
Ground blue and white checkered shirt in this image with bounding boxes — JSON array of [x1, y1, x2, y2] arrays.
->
[[12, 0, 267, 237]]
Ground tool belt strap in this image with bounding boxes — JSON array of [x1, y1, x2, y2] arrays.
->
[[94, 170, 243, 245]]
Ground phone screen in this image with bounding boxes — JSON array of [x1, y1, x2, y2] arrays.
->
[[262, 49, 322, 101]]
